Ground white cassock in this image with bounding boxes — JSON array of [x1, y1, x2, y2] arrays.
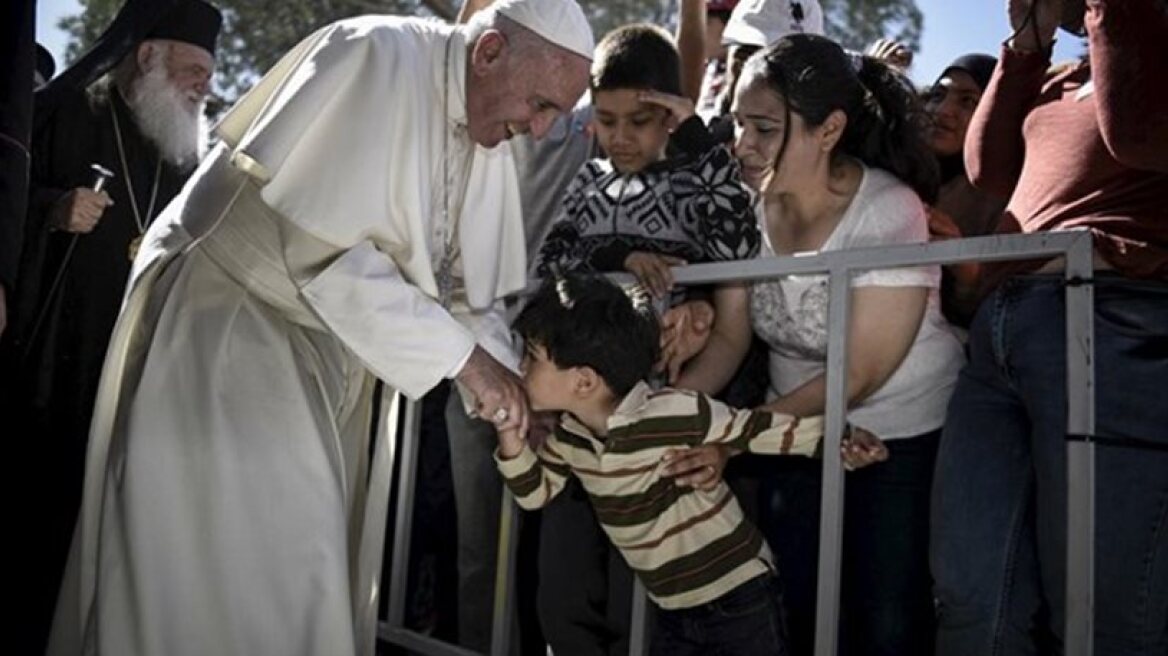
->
[[48, 16, 525, 656]]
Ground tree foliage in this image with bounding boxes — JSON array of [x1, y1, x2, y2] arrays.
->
[[820, 0, 922, 53], [60, 0, 922, 102], [59, 1, 449, 100]]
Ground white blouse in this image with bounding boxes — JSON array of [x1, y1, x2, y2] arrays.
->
[[748, 166, 964, 439]]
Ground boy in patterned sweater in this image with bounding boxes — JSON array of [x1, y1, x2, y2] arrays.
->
[[492, 276, 886, 655], [534, 24, 758, 298]]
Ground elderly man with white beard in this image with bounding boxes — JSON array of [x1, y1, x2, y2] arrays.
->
[[4, 1, 220, 653]]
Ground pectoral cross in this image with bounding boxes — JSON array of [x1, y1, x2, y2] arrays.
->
[[128, 234, 143, 261], [436, 249, 456, 308]]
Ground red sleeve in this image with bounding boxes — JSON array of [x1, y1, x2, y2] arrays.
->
[[962, 45, 1050, 199], [1087, 0, 1168, 172]]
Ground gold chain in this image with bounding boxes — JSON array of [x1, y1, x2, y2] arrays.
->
[[437, 33, 465, 307]]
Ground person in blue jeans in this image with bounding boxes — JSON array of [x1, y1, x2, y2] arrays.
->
[[931, 1, 1168, 654]]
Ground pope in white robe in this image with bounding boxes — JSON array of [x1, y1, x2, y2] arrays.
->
[[46, 2, 593, 655]]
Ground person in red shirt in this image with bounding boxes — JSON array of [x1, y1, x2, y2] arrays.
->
[[931, 1, 1168, 654]]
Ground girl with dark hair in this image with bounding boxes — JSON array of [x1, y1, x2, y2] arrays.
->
[[921, 53, 1008, 329], [677, 33, 963, 655]]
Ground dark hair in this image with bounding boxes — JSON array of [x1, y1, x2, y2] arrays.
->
[[742, 33, 939, 203], [591, 24, 681, 96], [513, 275, 660, 397], [717, 43, 761, 116]]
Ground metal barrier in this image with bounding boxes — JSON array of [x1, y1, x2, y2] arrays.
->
[[378, 230, 1097, 656]]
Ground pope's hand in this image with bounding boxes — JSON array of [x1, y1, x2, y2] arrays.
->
[[456, 345, 531, 439]]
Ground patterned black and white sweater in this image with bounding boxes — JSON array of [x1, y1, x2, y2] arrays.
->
[[534, 116, 759, 276]]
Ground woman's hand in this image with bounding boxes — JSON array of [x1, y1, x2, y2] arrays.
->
[[1007, 0, 1061, 52], [865, 39, 914, 71], [659, 444, 733, 490], [928, 206, 981, 291], [658, 299, 716, 384], [841, 427, 889, 471]]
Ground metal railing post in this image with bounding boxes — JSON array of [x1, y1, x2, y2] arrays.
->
[[386, 393, 420, 629], [379, 393, 482, 656], [489, 491, 521, 656], [813, 269, 852, 656], [1064, 233, 1096, 656], [628, 580, 651, 655]]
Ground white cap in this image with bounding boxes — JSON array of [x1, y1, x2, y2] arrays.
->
[[494, 0, 595, 60], [721, 0, 825, 48]]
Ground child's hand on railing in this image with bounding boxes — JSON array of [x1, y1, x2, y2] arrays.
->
[[624, 251, 685, 298]]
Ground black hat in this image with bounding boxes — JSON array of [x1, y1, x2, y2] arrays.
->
[[147, 0, 222, 56], [35, 44, 56, 86], [938, 53, 997, 92]]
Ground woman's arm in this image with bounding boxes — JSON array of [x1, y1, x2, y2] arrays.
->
[[760, 285, 928, 417], [964, 0, 1060, 197], [1088, 0, 1168, 172]]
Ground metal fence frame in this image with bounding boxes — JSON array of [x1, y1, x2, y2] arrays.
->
[[378, 230, 1097, 656]]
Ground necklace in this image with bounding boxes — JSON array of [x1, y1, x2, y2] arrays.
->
[[110, 95, 162, 261]]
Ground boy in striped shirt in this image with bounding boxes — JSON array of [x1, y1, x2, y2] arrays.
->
[[492, 275, 885, 655]]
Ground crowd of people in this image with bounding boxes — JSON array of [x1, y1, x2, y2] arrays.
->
[[1, 0, 1164, 655]]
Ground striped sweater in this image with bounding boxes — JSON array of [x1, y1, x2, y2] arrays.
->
[[494, 382, 825, 609]]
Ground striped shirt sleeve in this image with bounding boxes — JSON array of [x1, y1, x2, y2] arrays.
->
[[493, 437, 573, 510], [697, 394, 825, 456]]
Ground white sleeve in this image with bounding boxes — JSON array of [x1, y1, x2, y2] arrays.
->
[[847, 179, 939, 289], [448, 299, 522, 414], [283, 226, 477, 400]]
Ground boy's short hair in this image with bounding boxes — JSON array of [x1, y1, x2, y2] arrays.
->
[[514, 275, 660, 397], [591, 24, 681, 96]]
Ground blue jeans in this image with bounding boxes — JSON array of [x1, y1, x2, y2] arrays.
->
[[932, 274, 1168, 656], [651, 573, 788, 656]]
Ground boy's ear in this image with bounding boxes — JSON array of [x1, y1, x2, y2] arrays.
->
[[572, 365, 603, 397]]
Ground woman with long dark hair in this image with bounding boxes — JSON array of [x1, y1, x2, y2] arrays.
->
[[677, 33, 963, 654]]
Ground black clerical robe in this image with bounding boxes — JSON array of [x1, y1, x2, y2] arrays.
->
[[10, 84, 188, 436], [2, 83, 189, 654]]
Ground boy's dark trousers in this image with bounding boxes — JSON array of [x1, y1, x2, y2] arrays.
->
[[649, 573, 789, 656], [538, 477, 634, 656]]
